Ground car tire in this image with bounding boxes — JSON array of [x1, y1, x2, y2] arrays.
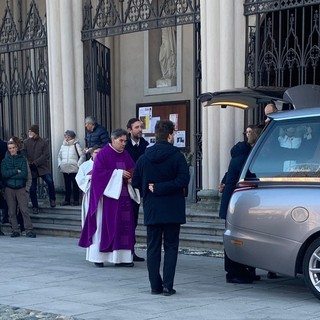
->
[[303, 238, 320, 300]]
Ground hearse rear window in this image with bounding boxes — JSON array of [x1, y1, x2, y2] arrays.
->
[[247, 118, 320, 180]]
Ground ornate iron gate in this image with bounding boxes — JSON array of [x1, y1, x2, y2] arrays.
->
[[244, 0, 320, 126], [83, 40, 111, 133], [81, 0, 202, 197], [245, 0, 320, 88], [0, 0, 49, 142]]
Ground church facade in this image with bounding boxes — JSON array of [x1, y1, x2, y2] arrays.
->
[[0, 0, 319, 198]]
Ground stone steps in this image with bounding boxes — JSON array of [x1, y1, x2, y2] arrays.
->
[[1, 198, 224, 251]]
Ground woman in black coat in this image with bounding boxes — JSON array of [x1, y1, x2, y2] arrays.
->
[[219, 125, 261, 284]]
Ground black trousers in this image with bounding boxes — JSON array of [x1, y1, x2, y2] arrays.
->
[[147, 223, 180, 291], [224, 250, 251, 278], [131, 200, 139, 228], [224, 219, 251, 278], [63, 173, 79, 203]]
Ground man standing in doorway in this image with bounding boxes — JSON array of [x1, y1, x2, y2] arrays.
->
[[125, 118, 149, 262]]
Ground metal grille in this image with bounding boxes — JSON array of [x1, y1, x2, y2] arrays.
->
[[81, 0, 202, 199], [245, 1, 320, 88], [194, 20, 202, 200], [83, 40, 111, 133], [244, 0, 320, 15], [82, 0, 200, 40], [0, 0, 49, 142]]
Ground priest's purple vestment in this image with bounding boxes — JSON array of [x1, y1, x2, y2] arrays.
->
[[79, 143, 135, 253]]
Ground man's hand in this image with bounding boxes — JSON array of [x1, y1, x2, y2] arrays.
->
[[218, 183, 225, 193], [123, 170, 131, 179]]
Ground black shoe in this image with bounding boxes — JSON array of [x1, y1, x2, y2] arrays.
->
[[10, 231, 20, 238], [61, 201, 71, 206], [72, 201, 80, 206], [133, 253, 145, 262], [94, 262, 104, 267], [151, 288, 163, 295], [248, 268, 261, 281], [32, 207, 39, 214], [267, 272, 278, 279], [0, 230, 4, 236], [114, 262, 134, 267], [163, 288, 176, 296], [2, 218, 9, 224], [226, 276, 254, 284], [50, 200, 56, 208], [26, 231, 36, 238]]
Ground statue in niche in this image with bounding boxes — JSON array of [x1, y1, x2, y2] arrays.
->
[[156, 27, 177, 87]]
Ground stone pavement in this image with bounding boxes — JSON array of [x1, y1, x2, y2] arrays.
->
[[1, 235, 319, 320]]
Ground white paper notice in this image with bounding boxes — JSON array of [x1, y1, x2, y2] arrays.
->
[[169, 113, 179, 130], [150, 117, 160, 133], [139, 107, 152, 133], [174, 130, 185, 147]]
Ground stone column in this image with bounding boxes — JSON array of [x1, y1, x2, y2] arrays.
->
[[218, 0, 236, 185], [199, 0, 246, 202], [46, 0, 84, 189]]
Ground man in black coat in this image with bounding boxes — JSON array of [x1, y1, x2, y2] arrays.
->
[[132, 120, 189, 296], [125, 118, 149, 262]]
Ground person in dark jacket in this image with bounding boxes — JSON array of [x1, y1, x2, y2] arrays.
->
[[84, 116, 110, 157], [219, 125, 261, 284], [125, 118, 149, 262], [1, 141, 36, 238], [0, 137, 8, 231], [23, 124, 56, 213], [132, 120, 190, 296]]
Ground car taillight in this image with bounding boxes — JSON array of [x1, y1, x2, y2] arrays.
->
[[234, 181, 258, 192]]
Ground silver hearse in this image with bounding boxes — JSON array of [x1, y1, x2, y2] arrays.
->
[[201, 85, 320, 300]]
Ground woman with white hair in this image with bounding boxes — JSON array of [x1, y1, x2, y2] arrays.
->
[[58, 130, 85, 206]]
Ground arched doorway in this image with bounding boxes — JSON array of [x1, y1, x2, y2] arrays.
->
[[81, 0, 202, 198]]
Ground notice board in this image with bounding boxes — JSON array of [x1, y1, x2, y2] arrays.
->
[[136, 100, 190, 148]]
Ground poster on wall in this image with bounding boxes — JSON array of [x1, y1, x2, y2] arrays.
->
[[136, 100, 190, 148], [139, 106, 152, 133], [150, 117, 160, 133], [169, 113, 179, 130], [144, 136, 156, 146], [174, 130, 186, 148]]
